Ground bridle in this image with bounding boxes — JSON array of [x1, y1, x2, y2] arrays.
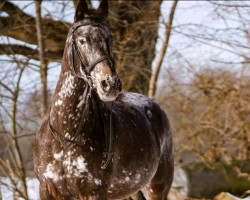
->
[[48, 21, 115, 169], [70, 21, 115, 86]]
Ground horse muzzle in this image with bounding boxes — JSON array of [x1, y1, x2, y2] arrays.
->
[[96, 74, 122, 102]]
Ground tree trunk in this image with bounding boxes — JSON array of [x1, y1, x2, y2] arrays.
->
[[0, 1, 162, 94], [11, 68, 28, 200], [35, 0, 48, 118], [108, 1, 162, 94], [148, 0, 178, 98]]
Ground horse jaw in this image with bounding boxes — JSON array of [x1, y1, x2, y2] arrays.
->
[[90, 63, 122, 102]]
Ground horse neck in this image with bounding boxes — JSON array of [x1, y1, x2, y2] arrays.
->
[[50, 67, 94, 138]]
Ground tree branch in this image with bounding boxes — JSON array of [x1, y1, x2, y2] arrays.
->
[[208, 1, 250, 8], [35, 0, 49, 117], [148, 0, 178, 98], [0, 80, 14, 95], [1, 1, 163, 94], [0, 0, 30, 17], [0, 44, 63, 62], [0, 1, 70, 53], [10, 66, 28, 199]]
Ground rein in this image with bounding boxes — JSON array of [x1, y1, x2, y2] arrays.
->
[[48, 21, 115, 169]]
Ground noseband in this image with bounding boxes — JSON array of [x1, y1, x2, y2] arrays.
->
[[49, 21, 116, 169], [70, 21, 115, 86]]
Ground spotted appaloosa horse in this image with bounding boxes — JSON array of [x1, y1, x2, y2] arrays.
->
[[33, 0, 174, 200]]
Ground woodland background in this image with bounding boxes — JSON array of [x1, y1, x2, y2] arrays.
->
[[0, 0, 250, 200]]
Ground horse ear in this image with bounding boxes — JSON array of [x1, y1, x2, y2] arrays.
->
[[74, 0, 89, 22], [98, 0, 108, 20]]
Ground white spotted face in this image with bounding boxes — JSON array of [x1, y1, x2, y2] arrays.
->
[[90, 63, 122, 102], [73, 25, 122, 102]]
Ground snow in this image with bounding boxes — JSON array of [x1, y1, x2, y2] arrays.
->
[[43, 163, 63, 182], [94, 178, 102, 186], [77, 94, 86, 108], [135, 174, 141, 181], [0, 177, 39, 200], [125, 177, 130, 182], [171, 167, 188, 197], [0, 167, 191, 200], [75, 157, 87, 172], [63, 155, 88, 177], [121, 93, 152, 108], [54, 150, 63, 160], [65, 132, 71, 139], [147, 110, 152, 119], [58, 72, 75, 99], [55, 99, 63, 106]]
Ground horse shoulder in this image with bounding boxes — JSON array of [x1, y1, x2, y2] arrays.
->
[[117, 92, 172, 151]]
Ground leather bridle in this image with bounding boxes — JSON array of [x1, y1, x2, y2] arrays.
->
[[70, 21, 115, 86], [48, 21, 115, 169]]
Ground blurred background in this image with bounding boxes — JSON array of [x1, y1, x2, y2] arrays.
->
[[0, 1, 250, 199]]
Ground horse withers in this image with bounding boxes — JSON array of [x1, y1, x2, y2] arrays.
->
[[33, 1, 174, 200]]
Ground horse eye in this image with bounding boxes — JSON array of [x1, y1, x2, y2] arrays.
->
[[79, 38, 87, 45]]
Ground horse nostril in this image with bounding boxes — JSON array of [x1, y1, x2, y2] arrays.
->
[[101, 80, 108, 91]]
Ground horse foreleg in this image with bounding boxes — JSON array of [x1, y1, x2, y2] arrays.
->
[[79, 193, 108, 200], [39, 179, 66, 200], [130, 191, 146, 200], [39, 181, 56, 200]]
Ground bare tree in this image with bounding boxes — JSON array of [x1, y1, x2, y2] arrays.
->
[[0, 0, 162, 94], [35, 0, 48, 117], [148, 0, 178, 98], [0, 60, 28, 199], [158, 67, 250, 163]]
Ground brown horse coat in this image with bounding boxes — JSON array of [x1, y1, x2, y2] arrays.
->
[[33, 1, 174, 200]]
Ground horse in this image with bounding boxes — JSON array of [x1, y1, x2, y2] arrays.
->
[[33, 0, 174, 200]]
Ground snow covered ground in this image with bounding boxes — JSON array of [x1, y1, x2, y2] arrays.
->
[[0, 170, 188, 200], [0, 168, 188, 200], [0, 178, 39, 200]]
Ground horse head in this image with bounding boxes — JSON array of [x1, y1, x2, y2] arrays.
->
[[68, 0, 122, 102]]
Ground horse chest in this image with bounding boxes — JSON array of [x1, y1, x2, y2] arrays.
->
[[41, 147, 106, 192]]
